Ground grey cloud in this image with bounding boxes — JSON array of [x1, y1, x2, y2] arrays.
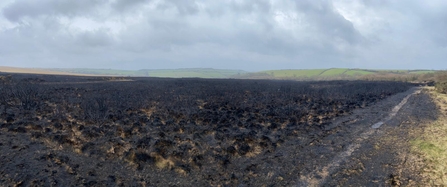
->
[[368, 0, 447, 47], [230, 0, 271, 14], [294, 1, 363, 45], [156, 0, 200, 16], [416, 5, 447, 47], [0, 0, 446, 70], [360, 0, 389, 7], [112, 0, 149, 12], [119, 18, 201, 52], [2, 0, 105, 22], [76, 29, 114, 48]]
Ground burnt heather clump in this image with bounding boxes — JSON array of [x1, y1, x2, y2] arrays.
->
[[0, 74, 413, 186]]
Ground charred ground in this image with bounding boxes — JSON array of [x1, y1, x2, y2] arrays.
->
[[0, 74, 415, 186]]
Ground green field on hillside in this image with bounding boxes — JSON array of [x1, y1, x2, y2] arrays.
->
[[409, 70, 436, 74], [253, 68, 436, 80], [373, 70, 436, 74], [343, 69, 374, 76], [319, 68, 348, 76], [262, 69, 326, 78], [261, 68, 376, 78]]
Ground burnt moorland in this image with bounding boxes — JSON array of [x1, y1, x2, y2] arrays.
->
[[0, 74, 413, 186]]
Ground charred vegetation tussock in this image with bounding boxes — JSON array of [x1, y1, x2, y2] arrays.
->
[[0, 74, 414, 185]]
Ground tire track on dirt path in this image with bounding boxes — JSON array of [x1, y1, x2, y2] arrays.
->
[[371, 89, 421, 129], [296, 88, 422, 187]]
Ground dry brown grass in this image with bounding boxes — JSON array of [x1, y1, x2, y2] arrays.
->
[[411, 87, 447, 185], [152, 154, 175, 169], [0, 66, 91, 76]]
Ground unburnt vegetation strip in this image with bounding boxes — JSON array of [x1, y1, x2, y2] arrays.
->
[[0, 74, 413, 186]]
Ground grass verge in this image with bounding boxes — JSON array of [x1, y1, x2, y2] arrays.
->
[[411, 87, 447, 185]]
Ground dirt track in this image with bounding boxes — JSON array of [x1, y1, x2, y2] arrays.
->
[[294, 88, 437, 186]]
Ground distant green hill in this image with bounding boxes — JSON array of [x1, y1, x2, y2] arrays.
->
[[261, 68, 374, 78], [47, 67, 437, 81], [51, 68, 247, 78], [138, 69, 246, 78], [245, 68, 436, 80]]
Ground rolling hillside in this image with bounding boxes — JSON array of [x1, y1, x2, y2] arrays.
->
[[240, 68, 437, 80], [1, 66, 439, 81]]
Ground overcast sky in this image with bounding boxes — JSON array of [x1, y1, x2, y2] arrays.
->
[[0, 0, 446, 71]]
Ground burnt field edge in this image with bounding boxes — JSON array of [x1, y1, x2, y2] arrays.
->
[[0, 74, 416, 186]]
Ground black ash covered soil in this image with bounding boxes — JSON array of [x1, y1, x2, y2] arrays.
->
[[0, 74, 424, 186]]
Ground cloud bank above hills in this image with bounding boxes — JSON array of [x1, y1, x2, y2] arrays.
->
[[1, 0, 446, 71]]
